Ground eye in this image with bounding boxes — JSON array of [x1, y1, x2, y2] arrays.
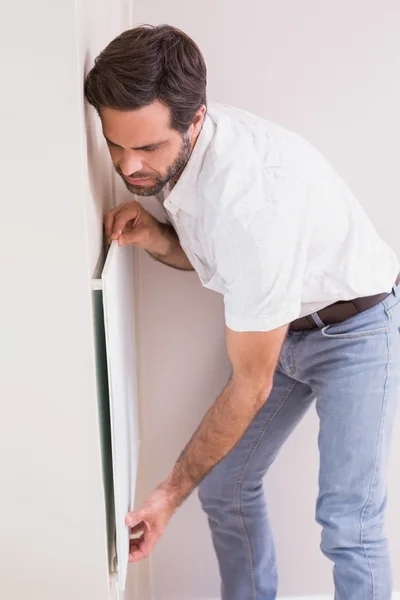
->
[[143, 146, 158, 153]]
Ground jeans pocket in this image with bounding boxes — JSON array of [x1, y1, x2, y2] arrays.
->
[[321, 303, 388, 339], [321, 324, 388, 339]]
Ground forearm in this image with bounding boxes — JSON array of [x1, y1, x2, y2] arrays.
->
[[164, 376, 272, 506], [147, 223, 194, 271]]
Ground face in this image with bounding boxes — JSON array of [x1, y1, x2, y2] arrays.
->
[[100, 101, 205, 197]]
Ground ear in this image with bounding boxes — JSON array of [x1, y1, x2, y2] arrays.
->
[[189, 105, 207, 141]]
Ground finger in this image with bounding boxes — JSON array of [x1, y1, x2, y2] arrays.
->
[[118, 231, 142, 247], [128, 532, 157, 563], [129, 522, 146, 537], [128, 538, 145, 562], [113, 207, 139, 239], [125, 509, 146, 528], [129, 533, 144, 548], [104, 213, 115, 239], [104, 204, 124, 238]]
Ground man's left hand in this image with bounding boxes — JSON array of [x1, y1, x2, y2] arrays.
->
[[125, 484, 177, 562], [125, 325, 288, 562]]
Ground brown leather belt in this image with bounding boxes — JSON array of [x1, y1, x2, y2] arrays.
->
[[290, 273, 400, 332]]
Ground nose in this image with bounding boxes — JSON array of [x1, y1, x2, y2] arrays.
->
[[119, 149, 143, 176]]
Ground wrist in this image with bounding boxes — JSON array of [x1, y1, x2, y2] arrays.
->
[[148, 222, 178, 257], [160, 472, 188, 509]]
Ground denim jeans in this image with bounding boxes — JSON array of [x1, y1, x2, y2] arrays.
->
[[199, 285, 400, 600]]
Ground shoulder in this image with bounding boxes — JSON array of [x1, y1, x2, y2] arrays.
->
[[199, 103, 332, 219]]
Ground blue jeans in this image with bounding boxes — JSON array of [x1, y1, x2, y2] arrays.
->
[[199, 285, 400, 600]]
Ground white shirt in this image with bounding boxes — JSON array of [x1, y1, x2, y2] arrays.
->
[[156, 103, 399, 332]]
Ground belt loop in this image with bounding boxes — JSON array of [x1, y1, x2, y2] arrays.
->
[[310, 311, 326, 329]]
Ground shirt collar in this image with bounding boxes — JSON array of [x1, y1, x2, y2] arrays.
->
[[163, 112, 214, 217]]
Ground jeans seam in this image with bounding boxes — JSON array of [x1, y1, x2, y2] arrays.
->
[[359, 324, 391, 600], [383, 297, 400, 315], [234, 379, 299, 600]]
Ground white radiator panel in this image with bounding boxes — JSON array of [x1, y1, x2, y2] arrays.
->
[[101, 241, 140, 591]]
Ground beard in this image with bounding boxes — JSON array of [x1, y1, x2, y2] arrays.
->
[[115, 133, 191, 197]]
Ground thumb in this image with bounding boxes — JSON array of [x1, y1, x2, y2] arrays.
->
[[118, 231, 140, 247], [125, 509, 146, 527]]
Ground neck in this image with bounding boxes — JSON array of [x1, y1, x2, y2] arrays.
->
[[171, 115, 206, 187]]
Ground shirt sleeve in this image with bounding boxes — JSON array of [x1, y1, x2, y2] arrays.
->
[[215, 204, 310, 332]]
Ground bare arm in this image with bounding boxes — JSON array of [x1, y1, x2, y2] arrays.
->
[[164, 324, 288, 504], [146, 222, 194, 271], [125, 324, 288, 561], [104, 200, 194, 271]]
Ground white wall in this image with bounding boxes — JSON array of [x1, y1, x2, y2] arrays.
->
[[131, 2, 400, 599], [0, 2, 131, 599]]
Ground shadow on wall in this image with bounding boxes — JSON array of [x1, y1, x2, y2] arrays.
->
[[83, 50, 115, 218]]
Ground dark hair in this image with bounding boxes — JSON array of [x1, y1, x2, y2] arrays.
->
[[84, 24, 207, 133]]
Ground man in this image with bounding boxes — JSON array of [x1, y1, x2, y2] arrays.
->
[[85, 24, 400, 600]]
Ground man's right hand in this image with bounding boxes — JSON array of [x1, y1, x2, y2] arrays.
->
[[104, 200, 163, 251], [104, 200, 194, 271]]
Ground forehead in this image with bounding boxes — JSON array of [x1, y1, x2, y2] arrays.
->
[[99, 100, 176, 147]]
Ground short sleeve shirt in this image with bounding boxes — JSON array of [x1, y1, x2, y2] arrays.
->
[[155, 103, 399, 332]]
